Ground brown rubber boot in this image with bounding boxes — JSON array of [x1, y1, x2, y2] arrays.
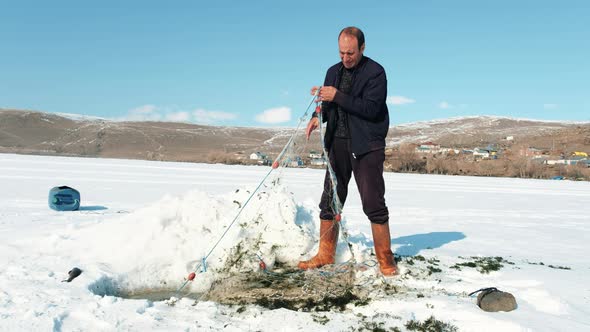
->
[[371, 222, 398, 276], [298, 219, 339, 270]]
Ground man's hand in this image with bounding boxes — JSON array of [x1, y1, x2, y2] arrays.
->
[[310, 86, 320, 96], [305, 117, 319, 140], [311, 86, 338, 103], [318, 86, 337, 102]]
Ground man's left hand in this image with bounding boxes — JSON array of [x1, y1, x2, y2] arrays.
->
[[317, 86, 338, 102]]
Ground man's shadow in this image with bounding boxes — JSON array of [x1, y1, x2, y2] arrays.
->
[[296, 207, 465, 256], [392, 232, 466, 256]]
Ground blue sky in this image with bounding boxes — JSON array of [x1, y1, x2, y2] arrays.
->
[[1, 1, 588, 126]]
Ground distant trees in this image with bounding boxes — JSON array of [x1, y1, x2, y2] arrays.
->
[[203, 143, 590, 181], [385, 145, 589, 181], [426, 155, 458, 175], [396, 144, 426, 172], [566, 163, 590, 180]]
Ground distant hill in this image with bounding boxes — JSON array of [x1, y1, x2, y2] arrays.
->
[[392, 116, 590, 151], [0, 109, 291, 162], [1, 109, 589, 162]]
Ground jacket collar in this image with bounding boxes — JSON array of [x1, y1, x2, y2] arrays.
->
[[338, 55, 368, 73]]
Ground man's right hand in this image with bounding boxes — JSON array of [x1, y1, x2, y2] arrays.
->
[[310, 86, 320, 96], [305, 117, 319, 140]]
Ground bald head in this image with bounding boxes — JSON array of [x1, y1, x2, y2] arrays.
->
[[338, 27, 365, 69], [338, 27, 365, 50]]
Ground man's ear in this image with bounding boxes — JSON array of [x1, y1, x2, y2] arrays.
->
[[360, 43, 366, 53]]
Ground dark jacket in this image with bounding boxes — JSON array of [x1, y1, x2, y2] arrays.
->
[[318, 56, 389, 157]]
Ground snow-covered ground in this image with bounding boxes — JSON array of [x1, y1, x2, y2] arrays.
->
[[1, 153, 589, 331]]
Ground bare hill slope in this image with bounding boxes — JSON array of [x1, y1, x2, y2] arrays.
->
[[1, 109, 588, 162]]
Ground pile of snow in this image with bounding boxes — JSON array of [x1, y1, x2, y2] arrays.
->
[[41, 185, 319, 296]]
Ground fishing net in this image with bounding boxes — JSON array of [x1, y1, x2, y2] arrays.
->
[[174, 98, 375, 310], [203, 263, 367, 311]]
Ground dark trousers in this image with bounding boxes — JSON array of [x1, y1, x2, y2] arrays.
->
[[319, 137, 389, 224]]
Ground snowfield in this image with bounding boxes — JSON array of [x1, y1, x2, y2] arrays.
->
[[0, 153, 589, 331]]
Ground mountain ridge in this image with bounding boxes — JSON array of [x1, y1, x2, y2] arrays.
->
[[2, 108, 589, 163]]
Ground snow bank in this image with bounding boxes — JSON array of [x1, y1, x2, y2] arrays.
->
[[45, 184, 315, 295]]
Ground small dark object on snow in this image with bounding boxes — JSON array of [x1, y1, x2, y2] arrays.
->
[[469, 287, 517, 312], [62, 267, 82, 282]]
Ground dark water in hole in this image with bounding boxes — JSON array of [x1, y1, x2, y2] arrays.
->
[[116, 289, 203, 302], [88, 276, 204, 302]]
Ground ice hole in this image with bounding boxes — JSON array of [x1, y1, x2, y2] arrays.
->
[[87, 275, 202, 302]]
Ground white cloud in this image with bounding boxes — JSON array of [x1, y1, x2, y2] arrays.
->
[[387, 96, 415, 105], [543, 103, 558, 109], [192, 109, 237, 124], [255, 106, 291, 124], [165, 111, 191, 122], [124, 105, 237, 124], [439, 101, 452, 109], [126, 104, 162, 121]]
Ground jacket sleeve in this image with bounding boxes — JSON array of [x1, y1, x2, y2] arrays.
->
[[332, 69, 387, 121], [310, 100, 330, 124]]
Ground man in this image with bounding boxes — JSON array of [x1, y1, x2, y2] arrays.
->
[[298, 27, 396, 276]]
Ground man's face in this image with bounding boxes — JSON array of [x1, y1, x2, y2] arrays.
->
[[338, 34, 364, 69]]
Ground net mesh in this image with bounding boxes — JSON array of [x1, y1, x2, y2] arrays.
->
[[203, 264, 364, 311], [178, 102, 375, 309]]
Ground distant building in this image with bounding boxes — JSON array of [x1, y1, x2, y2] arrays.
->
[[505, 136, 514, 141], [250, 152, 271, 165], [249, 152, 268, 160], [310, 158, 327, 166], [309, 150, 323, 159], [520, 147, 545, 157], [545, 159, 567, 166], [486, 144, 500, 152], [416, 142, 441, 153], [420, 142, 440, 149], [287, 156, 304, 167], [446, 148, 461, 154], [485, 146, 500, 159], [569, 157, 590, 167], [473, 148, 491, 159], [545, 157, 590, 167]]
